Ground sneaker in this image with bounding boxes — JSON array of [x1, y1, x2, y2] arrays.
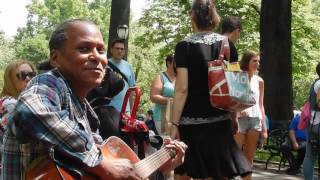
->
[[286, 168, 301, 175]]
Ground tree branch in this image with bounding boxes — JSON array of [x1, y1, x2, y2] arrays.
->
[[251, 3, 261, 15]]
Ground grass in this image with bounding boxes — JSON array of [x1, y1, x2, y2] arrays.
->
[[255, 148, 282, 162]]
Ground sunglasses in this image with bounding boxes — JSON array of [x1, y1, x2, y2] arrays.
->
[[16, 71, 37, 81]]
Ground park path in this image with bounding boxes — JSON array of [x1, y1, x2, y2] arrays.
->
[[234, 161, 305, 180]]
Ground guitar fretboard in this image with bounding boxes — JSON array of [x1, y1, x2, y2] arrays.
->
[[134, 148, 173, 179]]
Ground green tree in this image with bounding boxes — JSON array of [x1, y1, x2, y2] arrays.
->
[[291, 0, 320, 108], [136, 0, 262, 65], [0, 31, 15, 88], [14, 0, 111, 64], [136, 0, 192, 64], [0, 31, 15, 67], [128, 22, 163, 112]]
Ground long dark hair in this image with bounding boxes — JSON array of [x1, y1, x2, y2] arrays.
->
[[165, 54, 177, 74]]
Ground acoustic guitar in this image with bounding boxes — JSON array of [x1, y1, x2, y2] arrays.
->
[[26, 136, 175, 180]]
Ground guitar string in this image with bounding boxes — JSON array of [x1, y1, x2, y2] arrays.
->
[[135, 148, 168, 171], [135, 139, 181, 176], [135, 148, 171, 177], [135, 149, 170, 178], [135, 148, 168, 169]]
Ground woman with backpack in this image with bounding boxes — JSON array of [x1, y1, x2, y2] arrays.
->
[[169, 0, 251, 179], [303, 62, 320, 180]]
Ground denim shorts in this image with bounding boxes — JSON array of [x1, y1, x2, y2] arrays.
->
[[238, 117, 262, 134]]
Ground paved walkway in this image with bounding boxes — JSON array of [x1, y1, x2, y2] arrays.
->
[[250, 162, 304, 180]]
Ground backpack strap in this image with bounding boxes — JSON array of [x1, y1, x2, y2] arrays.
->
[[108, 61, 129, 84], [218, 36, 230, 61], [309, 78, 320, 110], [161, 72, 173, 83]]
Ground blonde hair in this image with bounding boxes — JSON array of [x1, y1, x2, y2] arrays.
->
[[0, 60, 36, 98]]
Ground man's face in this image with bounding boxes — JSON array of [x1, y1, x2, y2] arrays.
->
[[52, 22, 108, 92], [111, 42, 125, 60]]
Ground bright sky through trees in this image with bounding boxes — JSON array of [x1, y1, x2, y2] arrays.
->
[[0, 0, 147, 38]]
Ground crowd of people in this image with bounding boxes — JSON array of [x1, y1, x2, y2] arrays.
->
[[0, 0, 317, 180]]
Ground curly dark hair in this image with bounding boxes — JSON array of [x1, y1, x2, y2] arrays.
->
[[165, 54, 176, 74]]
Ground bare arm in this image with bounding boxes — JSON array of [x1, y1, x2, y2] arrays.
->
[[288, 130, 299, 151], [259, 78, 267, 140], [317, 88, 320, 108], [170, 68, 188, 139], [150, 74, 170, 105]]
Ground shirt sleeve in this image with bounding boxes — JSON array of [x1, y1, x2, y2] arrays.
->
[[13, 75, 102, 167], [289, 114, 299, 130], [313, 79, 320, 94], [175, 41, 188, 68]]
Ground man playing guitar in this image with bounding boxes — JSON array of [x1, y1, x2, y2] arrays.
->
[[1, 19, 186, 180]]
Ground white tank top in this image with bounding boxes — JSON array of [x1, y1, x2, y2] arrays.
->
[[244, 75, 262, 120]]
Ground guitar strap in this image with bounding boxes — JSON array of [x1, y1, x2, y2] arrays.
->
[[108, 61, 129, 84]]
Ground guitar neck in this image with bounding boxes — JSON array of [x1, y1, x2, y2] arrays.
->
[[134, 148, 173, 179]]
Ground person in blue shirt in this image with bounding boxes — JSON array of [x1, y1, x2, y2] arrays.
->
[[280, 112, 306, 175], [108, 39, 136, 113]]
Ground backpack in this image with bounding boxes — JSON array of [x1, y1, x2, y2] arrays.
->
[[298, 79, 319, 130], [87, 65, 125, 108]]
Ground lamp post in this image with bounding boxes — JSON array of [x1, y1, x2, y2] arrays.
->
[[107, 0, 131, 59], [117, 24, 129, 40]]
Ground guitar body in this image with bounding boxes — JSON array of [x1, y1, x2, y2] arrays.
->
[[26, 136, 141, 180]]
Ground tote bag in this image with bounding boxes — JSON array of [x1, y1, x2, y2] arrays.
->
[[208, 37, 256, 112]]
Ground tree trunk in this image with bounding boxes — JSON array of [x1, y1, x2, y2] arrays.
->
[[260, 0, 292, 129], [107, 0, 131, 59]]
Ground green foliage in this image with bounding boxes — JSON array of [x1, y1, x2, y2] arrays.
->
[[217, 0, 261, 53], [136, 0, 192, 63], [0, 31, 15, 67], [128, 21, 163, 112], [291, 0, 320, 108], [136, 0, 261, 64], [14, 0, 111, 64]]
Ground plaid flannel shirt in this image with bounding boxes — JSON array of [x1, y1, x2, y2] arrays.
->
[[1, 70, 102, 180]]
